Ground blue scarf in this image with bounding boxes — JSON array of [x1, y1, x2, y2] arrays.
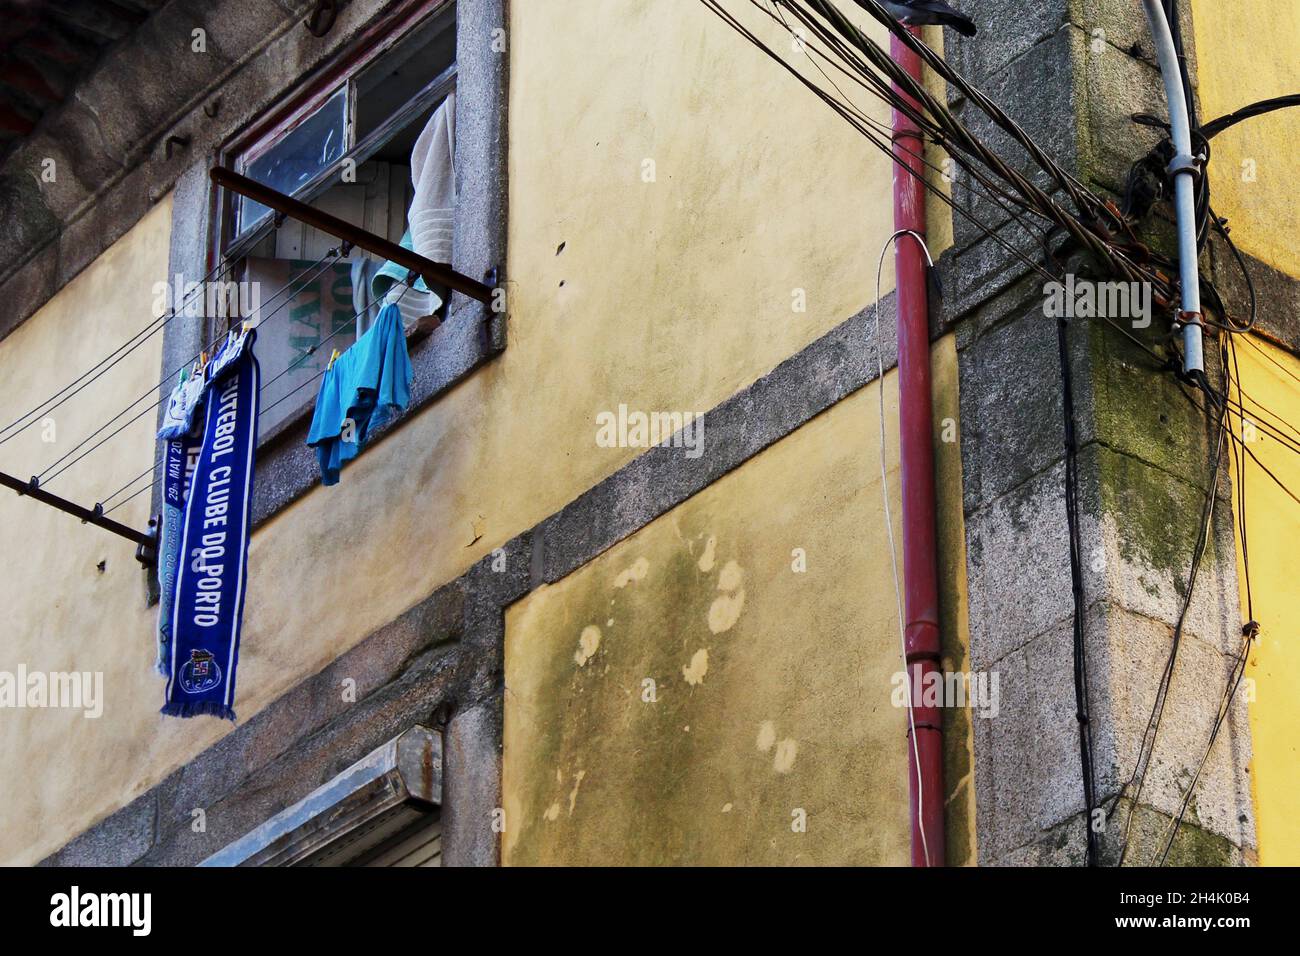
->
[[156, 434, 201, 675], [156, 362, 207, 675], [162, 330, 260, 720]]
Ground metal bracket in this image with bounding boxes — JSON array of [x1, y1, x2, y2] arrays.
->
[[164, 134, 191, 160], [135, 515, 159, 571], [1166, 151, 1204, 180]]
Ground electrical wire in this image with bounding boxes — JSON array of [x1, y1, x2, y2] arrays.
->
[[34, 251, 345, 489], [106, 282, 419, 513], [1132, 330, 1282, 864], [874, 229, 935, 868], [1154, 627, 1252, 864], [0, 256, 235, 447], [753, 0, 1147, 278], [1148, 331, 1261, 864], [699, 0, 1175, 375], [37, 250, 345, 491], [754, 0, 1056, 248], [1057, 307, 1100, 866], [1238, 331, 1300, 389], [1113, 375, 1227, 866], [101, 461, 160, 511], [704, 0, 1287, 867], [1201, 92, 1300, 141], [103, 471, 161, 517]]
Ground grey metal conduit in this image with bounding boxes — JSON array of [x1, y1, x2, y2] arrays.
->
[[1141, 0, 1205, 376]]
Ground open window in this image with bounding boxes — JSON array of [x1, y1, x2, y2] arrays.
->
[[214, 1, 458, 438]]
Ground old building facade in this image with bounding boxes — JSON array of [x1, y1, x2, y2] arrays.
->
[[0, 0, 1294, 866]]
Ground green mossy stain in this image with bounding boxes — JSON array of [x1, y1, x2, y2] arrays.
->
[[1082, 317, 1222, 578]]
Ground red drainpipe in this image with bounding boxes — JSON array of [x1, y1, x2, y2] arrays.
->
[[890, 26, 945, 868]]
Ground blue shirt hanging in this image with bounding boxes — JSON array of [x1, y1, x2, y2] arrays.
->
[[307, 303, 412, 485]]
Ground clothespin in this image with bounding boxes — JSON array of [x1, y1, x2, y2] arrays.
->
[[327, 348, 341, 371]]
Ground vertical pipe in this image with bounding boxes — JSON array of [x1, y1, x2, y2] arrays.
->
[[890, 26, 945, 867], [1141, 0, 1204, 375]]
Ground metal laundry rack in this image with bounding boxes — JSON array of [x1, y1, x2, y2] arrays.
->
[[2, 168, 497, 563]]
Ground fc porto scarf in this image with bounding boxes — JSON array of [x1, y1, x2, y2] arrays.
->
[[163, 331, 260, 720], [156, 433, 201, 675]]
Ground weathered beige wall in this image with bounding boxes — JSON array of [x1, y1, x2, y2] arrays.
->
[[502, 336, 971, 865], [0, 199, 172, 863], [223, 0, 914, 741], [0, 1, 958, 864], [1190, 0, 1300, 278]]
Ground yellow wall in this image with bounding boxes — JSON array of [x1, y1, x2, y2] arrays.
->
[[0, 199, 171, 862], [1192, 0, 1300, 866], [0, 1, 930, 864], [1191, 0, 1300, 278], [1229, 337, 1300, 866], [502, 337, 973, 865]]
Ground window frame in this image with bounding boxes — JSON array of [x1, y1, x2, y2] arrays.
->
[[159, 0, 507, 534], [217, 1, 458, 261]]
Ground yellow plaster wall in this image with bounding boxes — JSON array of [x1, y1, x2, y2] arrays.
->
[[1192, 0, 1300, 865], [502, 336, 973, 866], [0, 199, 172, 863], [1191, 0, 1300, 278], [1228, 337, 1300, 866], [0, 1, 958, 863]]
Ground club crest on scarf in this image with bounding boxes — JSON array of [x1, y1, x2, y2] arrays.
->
[[179, 648, 223, 695]]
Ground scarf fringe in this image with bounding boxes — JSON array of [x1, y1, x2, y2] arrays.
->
[[160, 700, 236, 721]]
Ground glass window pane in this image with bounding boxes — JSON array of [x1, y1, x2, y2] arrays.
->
[[238, 87, 348, 236], [353, 12, 455, 143]]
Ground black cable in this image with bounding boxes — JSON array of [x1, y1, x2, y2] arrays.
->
[[1058, 312, 1100, 867], [744, 1, 1177, 372], [702, 0, 1176, 343], [100, 460, 161, 511], [1218, 395, 1300, 508], [702, 14, 1207, 862], [104, 474, 159, 517], [772, 0, 1153, 281], [0, 257, 235, 447], [758, 0, 1059, 249], [1114, 371, 1227, 865], [1145, 340, 1275, 864], [1151, 333, 1254, 862], [1201, 93, 1300, 141], [1199, 207, 1256, 333], [1226, 330, 1254, 632], [1156, 628, 1252, 865], [39, 251, 344, 491], [1155, 335, 1256, 864], [1240, 332, 1300, 388]]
